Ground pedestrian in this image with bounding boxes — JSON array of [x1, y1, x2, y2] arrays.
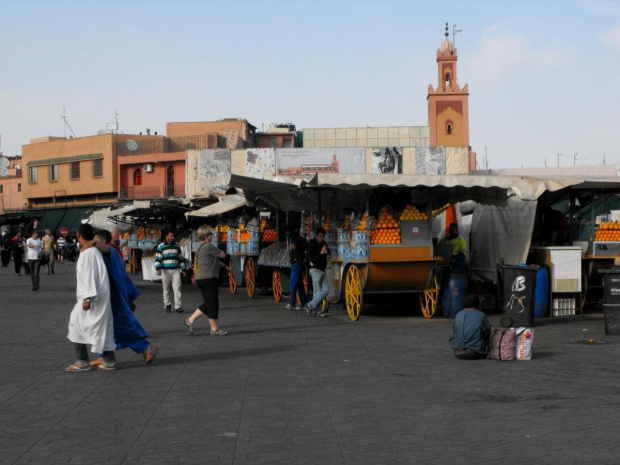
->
[[284, 224, 308, 311], [183, 225, 229, 336], [41, 229, 56, 275], [0, 232, 11, 267], [66, 238, 76, 265], [21, 236, 30, 276], [155, 229, 187, 313], [305, 227, 330, 317], [65, 224, 116, 372], [11, 231, 24, 275], [449, 294, 492, 360], [89, 230, 157, 366], [56, 235, 66, 263], [440, 222, 468, 272], [26, 230, 43, 291]]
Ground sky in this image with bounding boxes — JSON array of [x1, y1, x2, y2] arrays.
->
[[1, 0, 619, 169]]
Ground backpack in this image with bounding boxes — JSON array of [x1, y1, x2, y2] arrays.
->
[[488, 327, 516, 360]]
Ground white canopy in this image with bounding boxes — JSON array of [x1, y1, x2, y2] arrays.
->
[[186, 194, 248, 218]]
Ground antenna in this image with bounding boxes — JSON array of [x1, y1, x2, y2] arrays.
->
[[557, 153, 571, 167], [573, 151, 586, 165], [453, 24, 462, 48], [61, 104, 77, 138], [126, 140, 138, 152]]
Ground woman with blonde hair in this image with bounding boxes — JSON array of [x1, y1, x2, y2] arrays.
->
[[184, 225, 230, 336]]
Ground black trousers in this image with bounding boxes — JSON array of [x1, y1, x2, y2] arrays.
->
[[195, 278, 220, 320]]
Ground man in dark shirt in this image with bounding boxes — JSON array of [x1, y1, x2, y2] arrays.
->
[[306, 228, 330, 317], [285, 225, 308, 311]]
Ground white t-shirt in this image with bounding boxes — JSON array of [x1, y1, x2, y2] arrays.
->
[[26, 238, 42, 260]]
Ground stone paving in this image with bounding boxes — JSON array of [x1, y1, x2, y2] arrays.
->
[[1, 261, 620, 464]]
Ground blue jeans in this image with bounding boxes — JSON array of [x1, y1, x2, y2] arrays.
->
[[308, 268, 329, 312], [28, 259, 40, 289], [289, 262, 307, 307]]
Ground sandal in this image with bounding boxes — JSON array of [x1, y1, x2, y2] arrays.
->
[[210, 328, 228, 336], [90, 356, 104, 366], [96, 362, 117, 371], [143, 345, 158, 365], [65, 361, 93, 372], [184, 319, 194, 335]]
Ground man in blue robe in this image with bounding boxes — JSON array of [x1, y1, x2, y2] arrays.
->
[[92, 230, 157, 366]]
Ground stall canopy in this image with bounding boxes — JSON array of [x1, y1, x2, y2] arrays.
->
[[305, 173, 586, 206], [186, 194, 248, 218], [37, 207, 92, 236]]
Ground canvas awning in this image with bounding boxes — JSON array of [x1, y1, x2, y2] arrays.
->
[[56, 207, 92, 236], [108, 200, 151, 217], [186, 194, 248, 218], [36, 208, 66, 234]]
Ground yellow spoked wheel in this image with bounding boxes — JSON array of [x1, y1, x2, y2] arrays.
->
[[229, 258, 237, 294], [296, 268, 309, 307], [345, 265, 363, 321], [420, 276, 439, 319], [245, 257, 256, 298], [272, 268, 283, 302], [321, 298, 329, 314]]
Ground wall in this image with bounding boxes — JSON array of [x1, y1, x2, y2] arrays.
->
[[118, 151, 186, 198], [0, 177, 25, 213], [22, 134, 119, 206], [303, 126, 430, 148]]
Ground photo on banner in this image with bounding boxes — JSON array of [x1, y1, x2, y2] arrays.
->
[[276, 148, 365, 177], [245, 148, 275, 179], [415, 146, 446, 174], [200, 149, 231, 179], [372, 147, 403, 174]]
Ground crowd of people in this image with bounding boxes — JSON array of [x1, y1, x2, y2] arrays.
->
[[1, 218, 495, 370]]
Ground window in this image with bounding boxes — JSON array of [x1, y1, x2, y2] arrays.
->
[[93, 159, 103, 177], [447, 124, 452, 135], [29, 166, 38, 183], [17, 183, 21, 192], [49, 164, 59, 182], [446, 119, 454, 135], [71, 162, 80, 180], [268, 138, 279, 149], [133, 168, 142, 186], [0, 185, 3, 194], [283, 137, 292, 148]]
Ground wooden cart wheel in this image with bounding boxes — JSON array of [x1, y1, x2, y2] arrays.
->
[[245, 257, 256, 298], [321, 298, 329, 314], [296, 268, 309, 306], [272, 268, 283, 302], [345, 265, 363, 321], [228, 257, 237, 294], [420, 275, 439, 319]]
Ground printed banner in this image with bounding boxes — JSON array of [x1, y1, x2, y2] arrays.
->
[[276, 148, 365, 177], [372, 147, 403, 174], [245, 148, 275, 179], [200, 149, 231, 179], [415, 146, 446, 175]]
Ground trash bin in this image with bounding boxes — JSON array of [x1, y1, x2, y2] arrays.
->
[[599, 268, 620, 335], [498, 264, 539, 328], [441, 271, 468, 318]]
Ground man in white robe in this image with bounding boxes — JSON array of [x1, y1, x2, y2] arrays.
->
[[66, 224, 116, 372]]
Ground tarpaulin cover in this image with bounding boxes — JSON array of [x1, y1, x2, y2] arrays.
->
[[467, 197, 538, 283]]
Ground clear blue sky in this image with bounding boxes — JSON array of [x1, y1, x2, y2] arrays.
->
[[1, 0, 618, 169]]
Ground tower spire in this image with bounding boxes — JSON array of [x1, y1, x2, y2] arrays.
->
[[445, 22, 449, 39]]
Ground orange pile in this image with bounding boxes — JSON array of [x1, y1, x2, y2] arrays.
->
[[370, 228, 401, 244], [237, 230, 250, 243], [595, 222, 620, 241], [376, 207, 399, 229], [399, 204, 428, 221], [261, 229, 277, 242]]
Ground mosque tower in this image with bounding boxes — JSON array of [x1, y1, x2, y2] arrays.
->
[[427, 22, 470, 148]]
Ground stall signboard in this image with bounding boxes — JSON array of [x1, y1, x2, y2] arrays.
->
[[246, 148, 275, 179], [415, 146, 446, 175], [276, 148, 365, 177], [372, 147, 403, 174]]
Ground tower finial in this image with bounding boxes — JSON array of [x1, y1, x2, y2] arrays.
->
[[445, 22, 449, 38]]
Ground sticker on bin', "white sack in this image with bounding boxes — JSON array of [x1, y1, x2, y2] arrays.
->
[[412, 227, 419, 236]]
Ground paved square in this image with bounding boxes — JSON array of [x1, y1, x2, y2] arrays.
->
[[1, 263, 619, 464]]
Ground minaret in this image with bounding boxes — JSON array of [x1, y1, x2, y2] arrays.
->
[[427, 22, 470, 147]]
